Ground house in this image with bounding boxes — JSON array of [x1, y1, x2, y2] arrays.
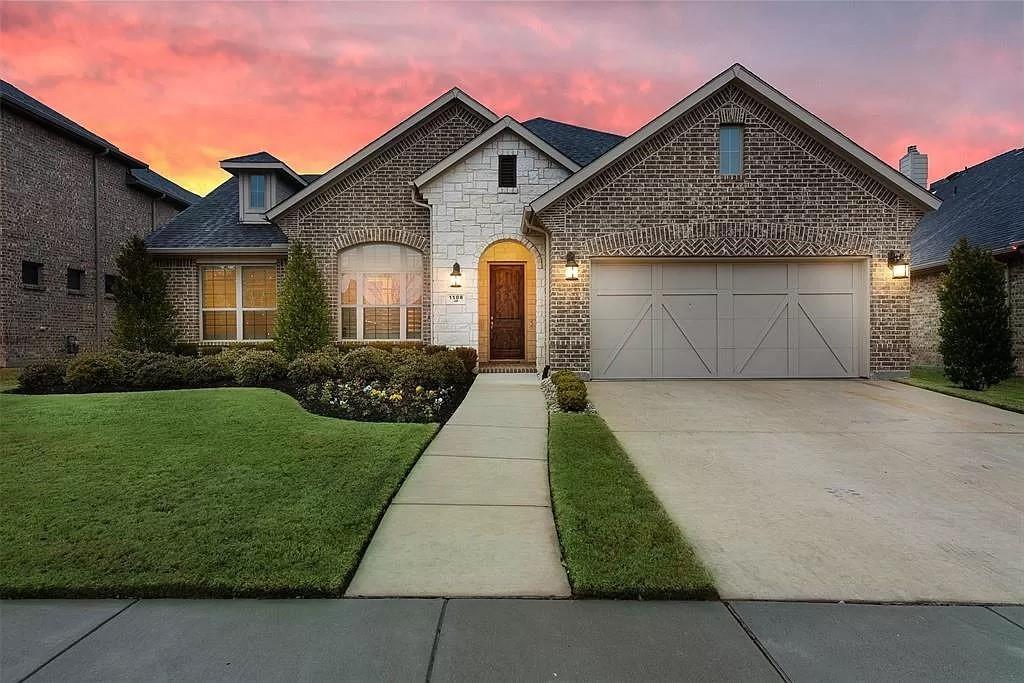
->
[[909, 148, 1024, 374], [1, 80, 200, 367], [146, 64, 940, 378]]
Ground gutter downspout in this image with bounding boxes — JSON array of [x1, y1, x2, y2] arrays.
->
[[522, 206, 551, 369], [93, 148, 110, 344], [409, 183, 432, 343]]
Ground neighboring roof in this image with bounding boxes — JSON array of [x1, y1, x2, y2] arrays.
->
[[530, 63, 942, 214], [145, 176, 288, 252], [221, 151, 282, 164], [911, 148, 1024, 271], [220, 151, 308, 187], [1, 79, 145, 168], [523, 118, 624, 166], [128, 168, 202, 208], [268, 88, 499, 219], [414, 116, 580, 189]]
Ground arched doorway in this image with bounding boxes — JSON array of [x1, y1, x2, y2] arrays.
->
[[477, 240, 538, 364]]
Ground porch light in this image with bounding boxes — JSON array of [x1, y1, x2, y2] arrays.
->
[[888, 250, 909, 279], [565, 252, 579, 281], [449, 262, 462, 288]]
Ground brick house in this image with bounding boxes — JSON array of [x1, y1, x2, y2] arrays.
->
[[1, 80, 199, 367], [909, 148, 1024, 374], [147, 64, 940, 378]]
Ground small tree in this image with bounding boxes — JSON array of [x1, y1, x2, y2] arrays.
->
[[937, 238, 1014, 390], [112, 235, 178, 352], [275, 241, 331, 359]]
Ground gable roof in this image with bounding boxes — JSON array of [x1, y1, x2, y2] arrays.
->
[[221, 151, 281, 164], [219, 151, 308, 187], [530, 64, 942, 214], [267, 88, 499, 220], [145, 176, 289, 253], [414, 116, 580, 189], [523, 118, 624, 166], [128, 168, 201, 208], [911, 148, 1024, 271]]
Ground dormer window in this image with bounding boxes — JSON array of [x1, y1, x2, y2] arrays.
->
[[249, 174, 266, 209], [241, 173, 274, 223]]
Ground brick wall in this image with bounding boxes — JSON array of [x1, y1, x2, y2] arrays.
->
[[1010, 258, 1024, 375], [536, 83, 926, 377], [273, 101, 491, 342], [1, 108, 182, 366]]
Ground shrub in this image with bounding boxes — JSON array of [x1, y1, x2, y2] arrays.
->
[[299, 380, 453, 423], [131, 355, 188, 389], [275, 242, 331, 360], [111, 235, 178, 352], [392, 349, 470, 389], [185, 354, 235, 387], [550, 370, 589, 412], [232, 350, 287, 387], [287, 348, 347, 385], [338, 346, 397, 383], [453, 346, 478, 375], [938, 238, 1015, 390], [65, 352, 127, 392], [18, 361, 68, 393]]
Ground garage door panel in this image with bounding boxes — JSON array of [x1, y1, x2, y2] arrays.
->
[[662, 294, 717, 320], [594, 348, 654, 378], [733, 263, 789, 290], [732, 293, 787, 319], [736, 348, 789, 376], [798, 316, 854, 349], [797, 262, 854, 290], [592, 294, 652, 320], [593, 264, 652, 291], [733, 315, 788, 350], [799, 347, 853, 376], [662, 319, 718, 350], [661, 263, 718, 290], [592, 317, 653, 351], [798, 293, 854, 319], [661, 347, 716, 377]]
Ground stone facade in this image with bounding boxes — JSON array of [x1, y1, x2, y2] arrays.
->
[[1, 108, 184, 366], [418, 130, 570, 364], [535, 84, 925, 377], [273, 101, 491, 343], [912, 257, 1024, 375]]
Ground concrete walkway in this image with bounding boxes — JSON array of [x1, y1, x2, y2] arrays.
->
[[346, 373, 569, 597], [4, 598, 1022, 682]]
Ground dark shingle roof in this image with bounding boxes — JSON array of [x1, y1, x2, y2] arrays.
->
[[523, 118, 624, 166], [144, 176, 288, 250], [1, 79, 144, 167], [221, 151, 282, 164], [912, 148, 1024, 269], [128, 168, 201, 208]]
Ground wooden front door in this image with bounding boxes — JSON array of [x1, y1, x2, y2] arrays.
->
[[489, 263, 525, 360]]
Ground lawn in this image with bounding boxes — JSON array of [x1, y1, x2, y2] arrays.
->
[[548, 413, 716, 599], [0, 367, 19, 391], [0, 388, 436, 597], [899, 367, 1024, 414]]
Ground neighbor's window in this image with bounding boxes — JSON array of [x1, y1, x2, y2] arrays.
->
[[67, 268, 84, 292], [498, 154, 517, 188], [338, 244, 422, 341], [22, 260, 42, 287], [719, 125, 743, 175], [249, 174, 266, 209], [201, 265, 277, 341]]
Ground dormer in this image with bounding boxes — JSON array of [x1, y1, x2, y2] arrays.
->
[[219, 152, 308, 224]]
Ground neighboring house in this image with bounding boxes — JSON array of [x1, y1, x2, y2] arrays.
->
[[909, 148, 1024, 374], [0, 80, 199, 367], [147, 63, 939, 379]]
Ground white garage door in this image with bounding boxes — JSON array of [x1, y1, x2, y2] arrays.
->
[[591, 260, 868, 379]]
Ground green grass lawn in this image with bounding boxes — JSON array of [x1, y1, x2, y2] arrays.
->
[[0, 388, 436, 597], [548, 413, 716, 599], [899, 367, 1024, 414], [0, 367, 19, 391]]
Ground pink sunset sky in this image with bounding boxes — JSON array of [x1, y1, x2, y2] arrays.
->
[[2, 1, 1021, 196]]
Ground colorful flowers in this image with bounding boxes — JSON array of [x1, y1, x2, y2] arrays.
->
[[299, 379, 453, 423]]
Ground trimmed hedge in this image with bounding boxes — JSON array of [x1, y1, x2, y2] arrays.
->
[[550, 370, 589, 412], [233, 350, 288, 387], [18, 361, 68, 393], [65, 353, 126, 392]]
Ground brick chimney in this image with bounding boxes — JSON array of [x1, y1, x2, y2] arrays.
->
[[899, 145, 928, 187]]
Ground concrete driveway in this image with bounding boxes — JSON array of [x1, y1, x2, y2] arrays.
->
[[589, 380, 1024, 603]]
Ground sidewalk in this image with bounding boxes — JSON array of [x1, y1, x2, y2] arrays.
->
[[346, 373, 569, 597], [3, 598, 1021, 682]]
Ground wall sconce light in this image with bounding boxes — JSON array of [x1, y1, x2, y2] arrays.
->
[[565, 252, 579, 281], [888, 250, 909, 279], [449, 262, 462, 288]]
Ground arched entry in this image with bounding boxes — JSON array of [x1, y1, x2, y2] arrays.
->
[[477, 240, 538, 364]]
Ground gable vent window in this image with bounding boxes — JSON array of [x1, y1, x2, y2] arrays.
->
[[249, 174, 266, 209], [67, 268, 84, 292], [498, 154, 517, 189], [22, 261, 43, 287], [719, 125, 744, 176]]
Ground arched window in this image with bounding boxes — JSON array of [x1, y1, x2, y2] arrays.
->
[[338, 244, 423, 341]]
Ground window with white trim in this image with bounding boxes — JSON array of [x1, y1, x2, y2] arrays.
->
[[201, 265, 277, 341], [249, 174, 266, 209], [719, 125, 743, 175], [338, 244, 423, 341]]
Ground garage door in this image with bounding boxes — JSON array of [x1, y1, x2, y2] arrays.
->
[[591, 260, 867, 379]]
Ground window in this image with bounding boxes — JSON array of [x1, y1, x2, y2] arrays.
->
[[200, 265, 277, 341], [67, 268, 84, 292], [22, 261, 42, 287], [249, 174, 266, 209], [338, 244, 423, 341], [719, 125, 743, 175], [104, 274, 118, 296], [498, 154, 517, 188]]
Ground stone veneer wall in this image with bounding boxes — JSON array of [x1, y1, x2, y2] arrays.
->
[[419, 130, 569, 364], [273, 102, 491, 343], [536, 83, 926, 377], [912, 258, 1024, 375], [1, 108, 182, 366]]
